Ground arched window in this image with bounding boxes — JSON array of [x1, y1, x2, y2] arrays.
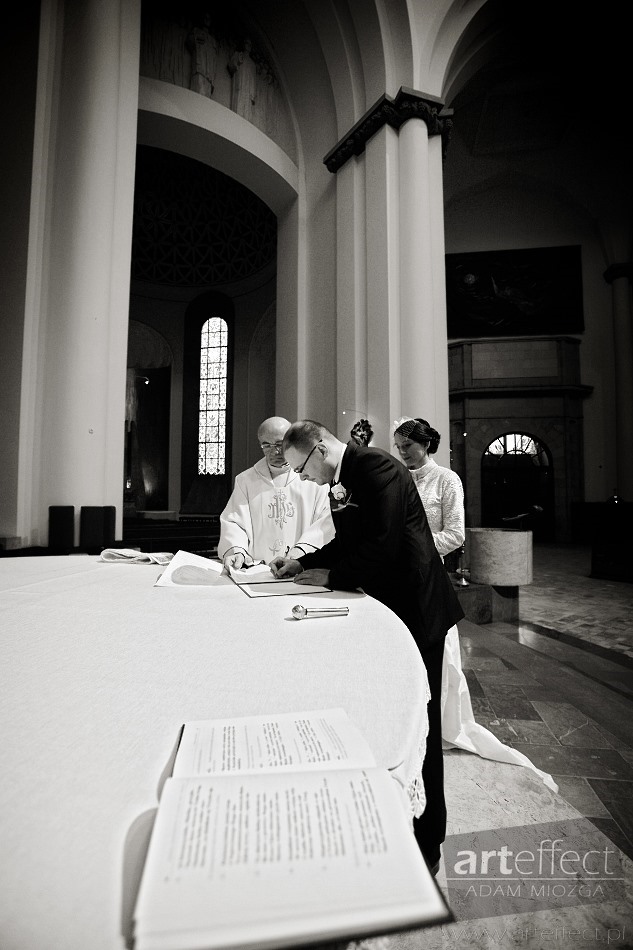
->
[[484, 433, 549, 464], [481, 431, 554, 539], [181, 294, 232, 513], [198, 317, 228, 475]]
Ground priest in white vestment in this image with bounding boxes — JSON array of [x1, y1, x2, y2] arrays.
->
[[218, 417, 334, 569]]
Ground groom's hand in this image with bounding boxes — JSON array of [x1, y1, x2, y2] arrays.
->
[[269, 557, 303, 578]]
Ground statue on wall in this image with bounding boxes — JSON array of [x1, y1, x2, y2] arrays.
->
[[227, 37, 258, 121], [186, 13, 219, 97], [140, 7, 295, 158]]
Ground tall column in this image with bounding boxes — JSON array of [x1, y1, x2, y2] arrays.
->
[[19, 0, 141, 545], [604, 263, 633, 498], [323, 88, 453, 456], [364, 124, 401, 450], [398, 119, 451, 467], [335, 156, 369, 440]]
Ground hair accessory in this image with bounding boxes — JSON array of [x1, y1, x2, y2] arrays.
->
[[393, 415, 414, 433]]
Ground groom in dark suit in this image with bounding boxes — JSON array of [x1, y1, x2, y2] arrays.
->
[[270, 419, 464, 874]]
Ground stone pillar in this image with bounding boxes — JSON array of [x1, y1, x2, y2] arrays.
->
[[335, 155, 369, 439], [364, 123, 401, 450], [323, 89, 453, 456], [18, 0, 141, 545], [398, 119, 451, 466], [604, 263, 633, 499]]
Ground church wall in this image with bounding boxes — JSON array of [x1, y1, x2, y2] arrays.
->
[[444, 183, 617, 504], [130, 273, 275, 512], [230, 280, 277, 475], [6, 0, 623, 547]]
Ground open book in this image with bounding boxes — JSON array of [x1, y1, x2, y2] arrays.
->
[[227, 562, 331, 598], [133, 709, 450, 950]]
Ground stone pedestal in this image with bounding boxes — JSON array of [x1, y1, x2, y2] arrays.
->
[[467, 528, 533, 586], [457, 528, 532, 624], [453, 579, 520, 624]]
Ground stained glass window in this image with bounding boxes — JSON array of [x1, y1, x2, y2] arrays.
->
[[198, 317, 228, 474]]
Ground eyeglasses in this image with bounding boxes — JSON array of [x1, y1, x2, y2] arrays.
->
[[294, 441, 322, 474], [260, 441, 284, 451]]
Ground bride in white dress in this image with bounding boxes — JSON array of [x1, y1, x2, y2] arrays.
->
[[393, 416, 556, 790]]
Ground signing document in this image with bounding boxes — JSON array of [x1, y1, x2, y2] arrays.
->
[[227, 561, 331, 597]]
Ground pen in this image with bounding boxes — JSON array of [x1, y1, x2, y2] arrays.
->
[[292, 605, 350, 620]]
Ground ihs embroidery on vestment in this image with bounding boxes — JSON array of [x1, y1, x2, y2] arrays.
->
[[267, 490, 296, 529]]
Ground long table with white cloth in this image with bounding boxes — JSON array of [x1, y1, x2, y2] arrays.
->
[[0, 553, 431, 950]]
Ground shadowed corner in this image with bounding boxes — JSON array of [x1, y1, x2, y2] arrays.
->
[[121, 809, 158, 950]]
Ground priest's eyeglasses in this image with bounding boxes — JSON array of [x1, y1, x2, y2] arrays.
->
[[294, 441, 322, 474]]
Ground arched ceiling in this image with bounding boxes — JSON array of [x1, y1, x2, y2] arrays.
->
[[444, 0, 629, 152], [441, 0, 631, 228]]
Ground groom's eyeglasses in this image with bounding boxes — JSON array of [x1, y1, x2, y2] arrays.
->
[[294, 441, 322, 474]]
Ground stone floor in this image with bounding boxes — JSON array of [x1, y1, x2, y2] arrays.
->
[[385, 542, 633, 949], [519, 542, 633, 661]]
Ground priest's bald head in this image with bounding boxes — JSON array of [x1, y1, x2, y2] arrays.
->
[[257, 416, 291, 469]]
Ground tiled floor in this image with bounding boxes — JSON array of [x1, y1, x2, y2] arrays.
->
[[386, 542, 633, 949]]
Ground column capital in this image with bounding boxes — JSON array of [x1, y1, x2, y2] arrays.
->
[[604, 262, 633, 284], [323, 87, 453, 174]]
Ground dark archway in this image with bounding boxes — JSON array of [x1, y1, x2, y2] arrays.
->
[[481, 432, 555, 540]]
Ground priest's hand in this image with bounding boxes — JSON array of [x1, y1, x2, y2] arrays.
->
[[293, 568, 331, 587], [269, 557, 303, 578], [222, 548, 253, 574]]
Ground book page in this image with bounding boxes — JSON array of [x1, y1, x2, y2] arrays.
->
[[172, 708, 376, 778], [227, 563, 281, 583], [155, 550, 226, 588], [134, 768, 449, 950]]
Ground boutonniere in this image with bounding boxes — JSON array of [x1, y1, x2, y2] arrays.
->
[[329, 482, 358, 512]]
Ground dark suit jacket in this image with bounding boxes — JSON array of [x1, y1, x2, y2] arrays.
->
[[299, 441, 464, 652]]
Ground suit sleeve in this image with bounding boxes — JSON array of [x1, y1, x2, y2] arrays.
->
[[288, 484, 335, 558], [301, 453, 408, 590]]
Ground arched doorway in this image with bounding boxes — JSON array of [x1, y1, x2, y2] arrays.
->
[[481, 432, 555, 540]]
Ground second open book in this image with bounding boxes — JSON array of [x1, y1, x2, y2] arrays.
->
[[134, 708, 450, 950]]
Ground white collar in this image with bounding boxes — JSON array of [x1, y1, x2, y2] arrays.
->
[[332, 444, 346, 484], [254, 457, 294, 484], [410, 457, 437, 478]]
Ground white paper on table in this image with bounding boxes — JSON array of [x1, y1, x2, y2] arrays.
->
[[133, 767, 449, 950], [100, 548, 174, 565], [172, 708, 377, 777], [227, 563, 331, 598], [154, 550, 226, 587]]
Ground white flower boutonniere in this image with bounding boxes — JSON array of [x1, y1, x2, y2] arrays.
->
[[329, 482, 358, 512]]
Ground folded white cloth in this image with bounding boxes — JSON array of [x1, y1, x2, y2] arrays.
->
[[99, 548, 174, 565]]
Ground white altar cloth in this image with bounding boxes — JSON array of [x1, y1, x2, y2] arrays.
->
[[0, 554, 429, 950]]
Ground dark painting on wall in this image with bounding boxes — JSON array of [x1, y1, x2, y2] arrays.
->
[[445, 245, 584, 338]]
